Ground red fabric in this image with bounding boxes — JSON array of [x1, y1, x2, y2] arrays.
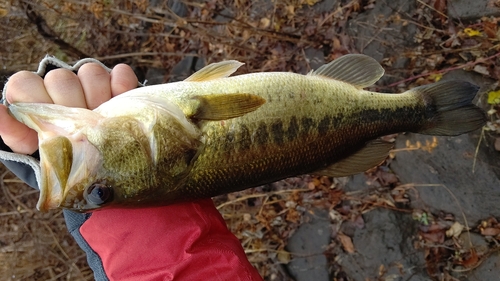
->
[[80, 199, 262, 281]]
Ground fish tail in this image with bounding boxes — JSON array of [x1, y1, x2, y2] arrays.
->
[[413, 80, 486, 136]]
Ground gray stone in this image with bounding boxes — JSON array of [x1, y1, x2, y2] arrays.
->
[[337, 209, 428, 281], [448, 0, 500, 20], [286, 209, 331, 281], [391, 132, 500, 223], [312, 0, 338, 14], [347, 0, 418, 66], [466, 252, 500, 281]]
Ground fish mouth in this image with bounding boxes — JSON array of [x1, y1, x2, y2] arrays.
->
[[36, 160, 64, 211], [35, 136, 74, 212], [9, 103, 103, 212]]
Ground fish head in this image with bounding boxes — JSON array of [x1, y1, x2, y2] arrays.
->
[[9, 97, 201, 212]]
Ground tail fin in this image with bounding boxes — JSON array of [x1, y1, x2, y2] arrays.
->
[[415, 80, 486, 136]]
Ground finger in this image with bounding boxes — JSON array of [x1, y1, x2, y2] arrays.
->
[[78, 63, 112, 110], [5, 71, 53, 104], [0, 105, 38, 154], [110, 64, 138, 97], [44, 69, 87, 108]]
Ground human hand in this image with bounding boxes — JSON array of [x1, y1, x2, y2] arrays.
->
[[0, 63, 138, 155], [0, 59, 262, 280]]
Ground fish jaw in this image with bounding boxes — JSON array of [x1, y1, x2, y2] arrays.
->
[[36, 136, 72, 211], [9, 103, 104, 211]]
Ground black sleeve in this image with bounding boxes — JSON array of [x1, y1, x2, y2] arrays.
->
[[0, 137, 39, 189]]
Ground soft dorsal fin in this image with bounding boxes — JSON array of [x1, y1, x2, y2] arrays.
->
[[191, 93, 265, 120], [310, 54, 384, 89], [314, 140, 393, 177], [184, 60, 244, 82]]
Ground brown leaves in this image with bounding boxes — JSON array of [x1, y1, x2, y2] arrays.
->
[[479, 217, 500, 238], [433, 0, 447, 22], [337, 232, 355, 253]]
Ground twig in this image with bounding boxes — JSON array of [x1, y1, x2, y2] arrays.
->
[[472, 127, 485, 173], [216, 188, 309, 210]]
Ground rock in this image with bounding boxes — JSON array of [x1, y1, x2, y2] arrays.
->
[[391, 69, 500, 223], [346, 0, 418, 85], [466, 252, 500, 280], [286, 208, 331, 281], [336, 209, 428, 281], [391, 132, 500, 223], [448, 0, 500, 20]]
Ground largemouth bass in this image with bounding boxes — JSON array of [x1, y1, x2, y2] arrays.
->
[[9, 54, 486, 212]]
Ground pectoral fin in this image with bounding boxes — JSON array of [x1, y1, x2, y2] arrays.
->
[[315, 140, 393, 177], [191, 94, 266, 120], [185, 60, 244, 82], [310, 54, 384, 89]]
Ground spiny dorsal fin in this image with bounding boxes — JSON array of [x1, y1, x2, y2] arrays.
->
[[184, 60, 244, 82], [310, 54, 384, 89], [192, 93, 265, 120], [314, 140, 393, 177]]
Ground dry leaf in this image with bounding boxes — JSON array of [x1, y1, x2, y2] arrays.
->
[[473, 65, 489, 76], [487, 90, 500, 104], [277, 250, 291, 264], [461, 248, 479, 268], [481, 227, 500, 236], [464, 27, 483, 37], [495, 138, 500, 151], [445, 221, 464, 238], [337, 232, 355, 253]]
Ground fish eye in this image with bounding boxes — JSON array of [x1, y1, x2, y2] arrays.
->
[[86, 182, 113, 205]]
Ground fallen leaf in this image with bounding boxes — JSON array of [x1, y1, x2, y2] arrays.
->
[[483, 21, 498, 38], [260, 18, 271, 29], [445, 221, 464, 238], [495, 138, 500, 151], [277, 250, 291, 264], [429, 73, 443, 82], [432, 0, 447, 23], [473, 64, 489, 76], [304, 0, 320, 6], [0, 8, 7, 17], [461, 248, 479, 268], [464, 27, 482, 37], [337, 232, 355, 253], [481, 227, 500, 236], [487, 90, 500, 104]]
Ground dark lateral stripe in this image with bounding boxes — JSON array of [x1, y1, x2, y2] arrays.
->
[[317, 116, 331, 135], [271, 121, 284, 145], [239, 124, 252, 150], [286, 116, 299, 141], [255, 122, 269, 146], [301, 117, 314, 134]]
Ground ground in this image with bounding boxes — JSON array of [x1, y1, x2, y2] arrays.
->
[[1, 0, 500, 280]]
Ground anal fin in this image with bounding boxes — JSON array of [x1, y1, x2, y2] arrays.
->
[[315, 140, 393, 178]]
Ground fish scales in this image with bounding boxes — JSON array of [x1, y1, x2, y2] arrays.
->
[[8, 54, 486, 211], [138, 73, 431, 200]]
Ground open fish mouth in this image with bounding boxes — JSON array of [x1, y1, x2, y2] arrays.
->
[[9, 103, 103, 211], [37, 159, 64, 211]]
